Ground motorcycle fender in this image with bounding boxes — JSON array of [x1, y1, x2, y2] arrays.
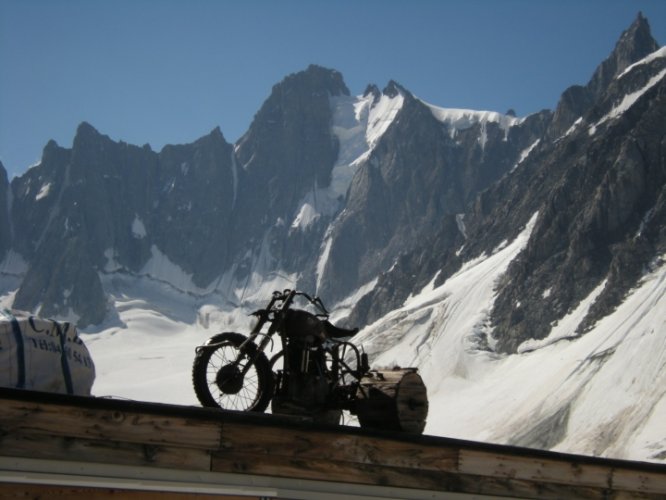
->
[[194, 332, 247, 353]]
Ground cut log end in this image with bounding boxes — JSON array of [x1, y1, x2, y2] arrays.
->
[[354, 368, 429, 434]]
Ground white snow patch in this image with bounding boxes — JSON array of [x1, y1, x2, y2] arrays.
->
[[590, 68, 666, 134], [131, 215, 147, 239], [455, 213, 467, 239], [316, 234, 334, 291], [563, 117, 583, 139], [103, 248, 122, 273], [35, 182, 51, 201], [140, 245, 196, 293], [423, 102, 524, 140], [289, 183, 340, 231], [329, 93, 374, 196], [511, 139, 541, 172], [329, 278, 379, 324], [291, 201, 320, 229], [290, 92, 399, 232], [365, 92, 404, 149], [618, 46, 666, 79]]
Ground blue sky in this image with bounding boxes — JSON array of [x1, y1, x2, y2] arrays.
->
[[1, 0, 665, 178]]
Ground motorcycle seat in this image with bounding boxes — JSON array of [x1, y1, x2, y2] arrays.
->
[[323, 321, 359, 339]]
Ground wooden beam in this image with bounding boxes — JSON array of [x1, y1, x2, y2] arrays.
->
[[0, 433, 211, 471], [0, 483, 252, 500], [0, 398, 221, 450], [0, 387, 665, 499]]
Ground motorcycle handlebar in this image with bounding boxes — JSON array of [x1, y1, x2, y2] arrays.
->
[[270, 289, 329, 316]]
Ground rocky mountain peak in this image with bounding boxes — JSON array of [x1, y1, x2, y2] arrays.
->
[[382, 80, 406, 98], [276, 64, 350, 98], [208, 125, 224, 139], [363, 84, 381, 103], [587, 12, 659, 98], [193, 126, 227, 148], [234, 65, 349, 224], [74, 121, 101, 141], [547, 13, 660, 140], [71, 121, 115, 161]]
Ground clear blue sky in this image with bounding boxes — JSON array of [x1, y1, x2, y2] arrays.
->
[[1, 0, 665, 178]]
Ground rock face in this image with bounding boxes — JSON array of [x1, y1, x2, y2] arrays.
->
[[488, 71, 666, 352], [231, 64, 350, 284], [317, 81, 548, 304], [0, 162, 11, 262], [354, 13, 665, 352], [3, 15, 665, 357]]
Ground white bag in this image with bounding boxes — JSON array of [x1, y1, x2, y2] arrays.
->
[[0, 310, 95, 395]]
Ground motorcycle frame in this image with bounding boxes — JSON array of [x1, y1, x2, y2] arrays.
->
[[234, 289, 367, 411]]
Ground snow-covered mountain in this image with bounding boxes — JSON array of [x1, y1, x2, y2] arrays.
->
[[1, 13, 664, 463]]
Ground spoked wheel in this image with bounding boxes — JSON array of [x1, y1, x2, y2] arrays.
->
[[192, 332, 273, 412]]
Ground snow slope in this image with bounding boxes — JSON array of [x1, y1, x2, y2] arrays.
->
[[355, 215, 666, 462], [74, 210, 666, 463]]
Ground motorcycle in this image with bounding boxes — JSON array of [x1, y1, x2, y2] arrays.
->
[[192, 289, 428, 432]]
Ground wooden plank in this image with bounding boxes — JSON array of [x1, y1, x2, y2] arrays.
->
[[0, 432, 212, 472], [218, 422, 458, 471], [458, 448, 614, 489], [0, 399, 221, 450], [459, 449, 666, 496], [214, 425, 664, 499], [612, 467, 666, 495], [211, 451, 610, 499], [1, 389, 665, 498], [0, 483, 252, 499]]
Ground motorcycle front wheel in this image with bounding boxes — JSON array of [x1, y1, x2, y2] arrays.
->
[[192, 332, 273, 412]]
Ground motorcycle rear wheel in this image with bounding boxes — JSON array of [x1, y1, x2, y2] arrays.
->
[[192, 332, 273, 412]]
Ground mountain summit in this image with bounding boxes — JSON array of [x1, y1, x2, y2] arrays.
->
[[547, 12, 660, 140], [587, 12, 659, 97]]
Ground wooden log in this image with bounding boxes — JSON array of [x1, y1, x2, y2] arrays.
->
[[354, 368, 428, 434]]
